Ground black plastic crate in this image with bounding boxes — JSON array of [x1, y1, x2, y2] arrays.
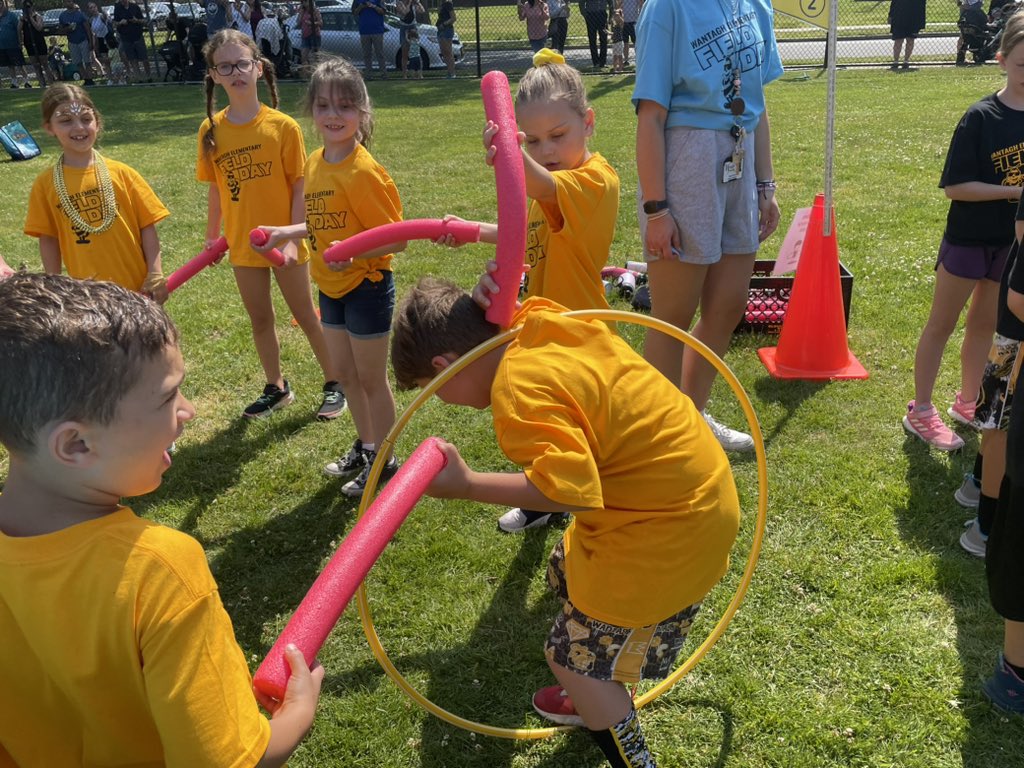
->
[[735, 259, 853, 335]]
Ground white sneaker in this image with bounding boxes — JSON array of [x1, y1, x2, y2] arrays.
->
[[959, 518, 987, 559], [954, 473, 981, 509], [497, 508, 562, 533], [703, 411, 754, 452]]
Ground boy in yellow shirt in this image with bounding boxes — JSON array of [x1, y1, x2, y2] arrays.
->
[[0, 274, 322, 767], [391, 278, 740, 768]]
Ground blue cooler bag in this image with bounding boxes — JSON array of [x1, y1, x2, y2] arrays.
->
[[0, 121, 42, 161]]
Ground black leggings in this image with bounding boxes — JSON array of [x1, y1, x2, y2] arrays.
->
[[583, 9, 607, 66], [548, 16, 568, 53]]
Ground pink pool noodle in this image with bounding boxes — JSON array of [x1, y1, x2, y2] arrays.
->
[[249, 228, 286, 267], [166, 236, 228, 294], [322, 218, 481, 263], [481, 71, 527, 328], [252, 437, 448, 700]]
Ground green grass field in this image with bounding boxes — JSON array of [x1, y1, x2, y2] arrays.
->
[[2, 65, 1024, 766]]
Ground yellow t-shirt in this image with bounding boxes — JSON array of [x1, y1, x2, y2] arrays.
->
[[23, 157, 170, 292], [196, 104, 310, 268], [0, 508, 271, 767], [305, 145, 402, 299], [491, 298, 741, 628], [523, 152, 619, 312]]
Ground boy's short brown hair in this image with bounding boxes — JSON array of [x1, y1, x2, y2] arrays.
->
[[0, 274, 178, 454], [391, 277, 499, 390]]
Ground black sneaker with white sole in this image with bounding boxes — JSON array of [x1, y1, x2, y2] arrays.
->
[[342, 450, 400, 497], [323, 438, 365, 478], [243, 381, 295, 419]]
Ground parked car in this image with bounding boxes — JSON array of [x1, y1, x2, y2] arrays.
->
[[284, 3, 462, 72], [173, 2, 206, 20], [43, 8, 64, 36]]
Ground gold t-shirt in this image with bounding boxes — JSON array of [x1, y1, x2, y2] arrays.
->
[[492, 298, 741, 627], [196, 104, 310, 268], [304, 144, 402, 299], [0, 508, 271, 766], [24, 157, 169, 291], [523, 152, 619, 311]]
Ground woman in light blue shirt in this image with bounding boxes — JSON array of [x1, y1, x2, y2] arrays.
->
[[633, 0, 783, 453]]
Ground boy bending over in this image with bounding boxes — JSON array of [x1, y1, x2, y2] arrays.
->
[[0, 274, 322, 766], [391, 279, 740, 767]]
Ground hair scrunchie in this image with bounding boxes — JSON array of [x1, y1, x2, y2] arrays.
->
[[532, 48, 566, 67]]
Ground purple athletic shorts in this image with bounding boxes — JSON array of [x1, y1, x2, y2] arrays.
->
[[936, 237, 1010, 282]]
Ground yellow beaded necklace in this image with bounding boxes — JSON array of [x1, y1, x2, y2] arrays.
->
[[52, 149, 117, 235]]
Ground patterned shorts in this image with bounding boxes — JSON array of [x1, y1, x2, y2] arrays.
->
[[973, 334, 1024, 430], [543, 539, 701, 684]]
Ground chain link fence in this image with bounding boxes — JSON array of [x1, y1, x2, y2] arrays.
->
[[4, 0, 1015, 86], [448, 0, 1008, 76]]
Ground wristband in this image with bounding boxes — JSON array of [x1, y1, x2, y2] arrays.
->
[[642, 199, 669, 215]]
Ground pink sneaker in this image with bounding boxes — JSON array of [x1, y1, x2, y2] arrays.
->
[[532, 685, 584, 726], [903, 400, 964, 451], [947, 391, 977, 427]]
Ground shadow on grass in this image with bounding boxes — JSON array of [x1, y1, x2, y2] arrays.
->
[[895, 436, 1024, 766], [132, 409, 314, 537], [331, 525, 737, 767], [203, 480, 358, 654], [751, 374, 828, 448]]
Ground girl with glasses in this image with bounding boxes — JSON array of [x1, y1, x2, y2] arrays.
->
[[197, 29, 343, 421]]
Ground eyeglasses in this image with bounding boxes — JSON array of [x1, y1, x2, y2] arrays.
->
[[213, 59, 257, 76]]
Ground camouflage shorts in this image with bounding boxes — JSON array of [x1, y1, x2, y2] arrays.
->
[[974, 334, 1023, 431], [544, 539, 702, 684]]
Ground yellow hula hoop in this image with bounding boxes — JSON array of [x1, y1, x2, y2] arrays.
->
[[354, 309, 769, 740]]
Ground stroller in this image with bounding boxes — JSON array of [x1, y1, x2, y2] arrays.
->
[[158, 40, 188, 82], [957, 0, 1022, 64], [185, 22, 209, 81], [47, 41, 81, 82]]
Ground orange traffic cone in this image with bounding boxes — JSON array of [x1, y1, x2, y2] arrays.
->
[[758, 194, 868, 380]]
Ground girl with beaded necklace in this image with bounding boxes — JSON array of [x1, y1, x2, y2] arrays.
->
[[24, 83, 170, 304], [197, 29, 343, 421]]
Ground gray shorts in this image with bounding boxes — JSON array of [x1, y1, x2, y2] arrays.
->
[[638, 125, 759, 265], [68, 39, 92, 66]]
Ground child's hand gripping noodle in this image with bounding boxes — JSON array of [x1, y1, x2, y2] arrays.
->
[[253, 437, 448, 700], [249, 227, 287, 267], [480, 70, 527, 328], [165, 236, 229, 294], [322, 218, 482, 264]]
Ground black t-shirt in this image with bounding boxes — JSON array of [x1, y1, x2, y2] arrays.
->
[[996, 196, 1024, 339], [114, 2, 144, 43], [940, 93, 1024, 247], [1001, 197, 1024, 483]]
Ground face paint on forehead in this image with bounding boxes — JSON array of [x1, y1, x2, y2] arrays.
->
[[54, 102, 93, 119]]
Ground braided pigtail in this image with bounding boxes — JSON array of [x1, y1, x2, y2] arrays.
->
[[202, 75, 217, 157]]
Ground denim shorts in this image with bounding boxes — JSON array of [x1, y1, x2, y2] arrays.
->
[[543, 539, 701, 684], [318, 272, 395, 339], [935, 237, 1010, 281]]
